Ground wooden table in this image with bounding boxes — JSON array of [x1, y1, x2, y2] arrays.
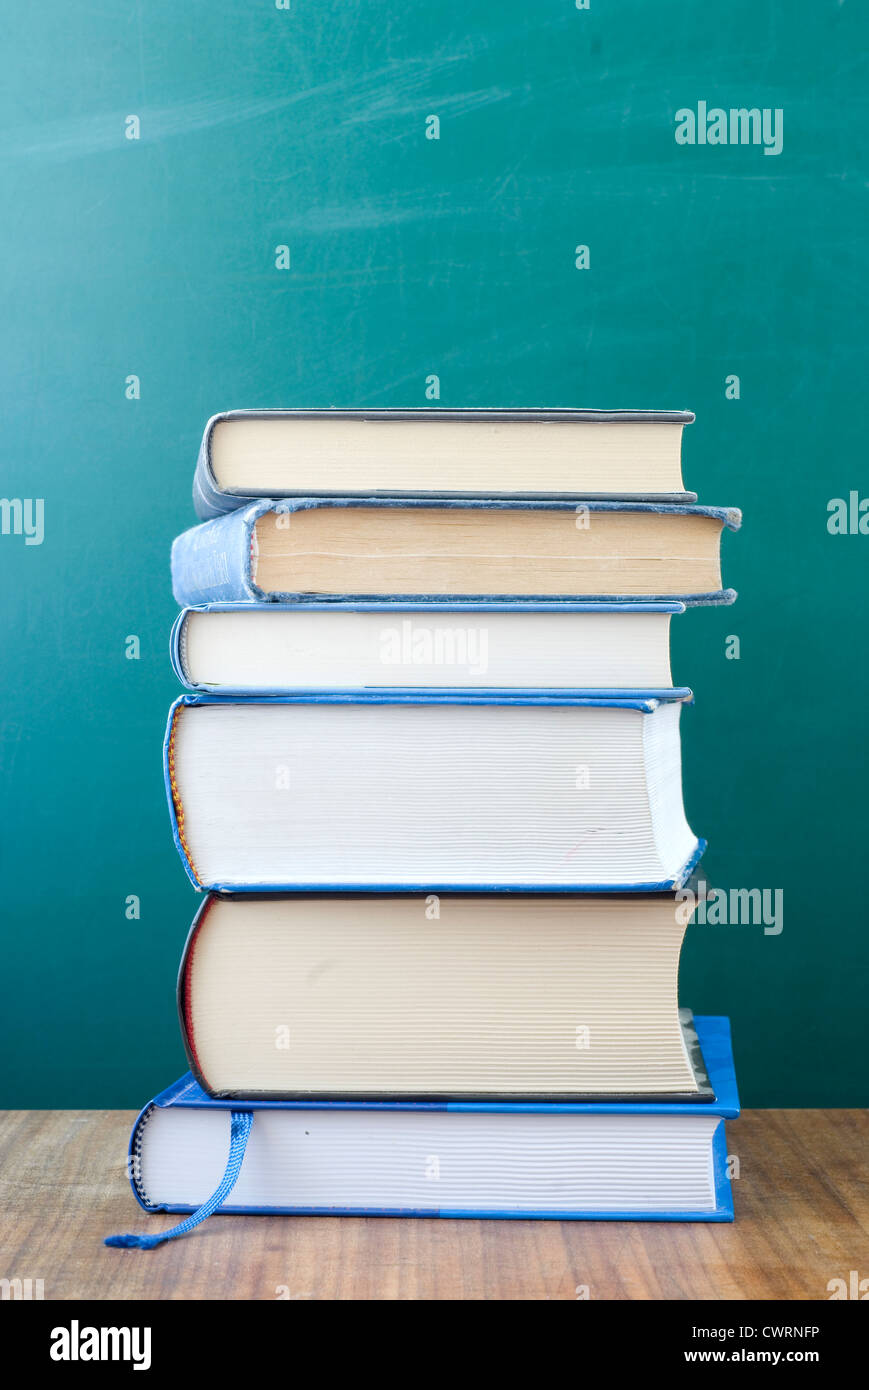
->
[[1, 1110, 866, 1300]]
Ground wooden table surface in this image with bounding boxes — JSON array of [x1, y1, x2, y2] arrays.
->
[[1, 1109, 866, 1300]]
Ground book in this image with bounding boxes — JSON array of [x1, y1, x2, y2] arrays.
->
[[170, 499, 740, 608], [192, 408, 697, 519], [166, 692, 700, 895], [164, 692, 704, 893], [123, 1015, 738, 1224], [171, 600, 686, 694], [106, 404, 745, 1252], [179, 892, 712, 1101]]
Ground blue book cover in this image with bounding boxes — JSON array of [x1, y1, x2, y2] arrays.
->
[[192, 407, 699, 519], [171, 497, 741, 608], [163, 690, 706, 894], [119, 1016, 738, 1228], [169, 597, 689, 697]]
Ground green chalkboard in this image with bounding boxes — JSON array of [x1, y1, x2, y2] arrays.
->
[[1, 1, 866, 1107]]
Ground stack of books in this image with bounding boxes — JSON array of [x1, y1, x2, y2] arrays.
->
[[108, 409, 741, 1249]]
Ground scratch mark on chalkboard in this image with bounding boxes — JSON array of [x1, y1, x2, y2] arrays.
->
[[0, 52, 524, 163]]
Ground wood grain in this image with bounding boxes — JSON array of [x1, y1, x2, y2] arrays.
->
[[0, 1110, 866, 1301]]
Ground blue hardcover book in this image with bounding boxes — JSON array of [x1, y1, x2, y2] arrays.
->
[[171, 498, 740, 608], [192, 407, 698, 519], [164, 691, 705, 893], [170, 599, 688, 696], [106, 1016, 738, 1247]]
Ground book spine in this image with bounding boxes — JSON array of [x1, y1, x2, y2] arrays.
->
[[168, 610, 189, 685], [171, 511, 258, 606], [162, 698, 204, 887], [192, 415, 236, 520], [175, 895, 218, 1093]]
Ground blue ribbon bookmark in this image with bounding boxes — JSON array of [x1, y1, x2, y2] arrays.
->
[[105, 1110, 253, 1249]]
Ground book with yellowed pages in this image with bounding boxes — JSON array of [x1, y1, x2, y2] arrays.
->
[[171, 498, 740, 608], [179, 892, 712, 1102], [192, 408, 698, 519]]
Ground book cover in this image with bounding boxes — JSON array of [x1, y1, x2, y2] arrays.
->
[[163, 690, 706, 894], [123, 1015, 738, 1224], [170, 598, 689, 697], [171, 497, 741, 608], [192, 407, 699, 518]]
